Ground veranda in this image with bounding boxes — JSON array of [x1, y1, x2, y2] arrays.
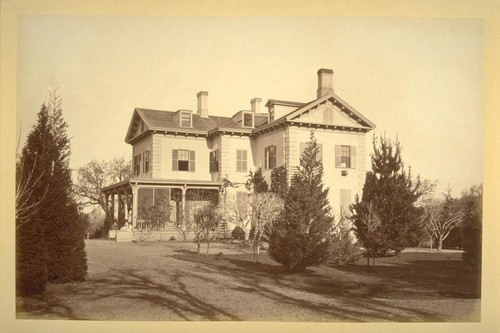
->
[[101, 179, 222, 241]]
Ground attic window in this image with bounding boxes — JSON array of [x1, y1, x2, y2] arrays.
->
[[180, 112, 192, 128], [323, 107, 333, 124], [243, 112, 254, 128]]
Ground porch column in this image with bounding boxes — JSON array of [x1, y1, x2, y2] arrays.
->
[[105, 193, 109, 219], [124, 189, 130, 223], [110, 193, 115, 223], [181, 185, 187, 226], [118, 189, 123, 227], [131, 184, 138, 229]]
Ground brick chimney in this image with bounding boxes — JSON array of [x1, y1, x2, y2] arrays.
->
[[317, 68, 334, 99], [197, 91, 208, 118], [250, 98, 261, 113]]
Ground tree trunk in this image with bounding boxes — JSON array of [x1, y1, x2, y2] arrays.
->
[[429, 235, 433, 253], [197, 240, 201, 254], [437, 237, 443, 251], [206, 239, 210, 256]]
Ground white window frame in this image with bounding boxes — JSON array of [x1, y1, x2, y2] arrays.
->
[[242, 112, 254, 128], [236, 149, 247, 172], [180, 111, 192, 128]]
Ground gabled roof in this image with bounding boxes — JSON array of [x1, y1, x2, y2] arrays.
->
[[254, 92, 376, 134], [125, 108, 231, 143], [125, 91, 375, 144], [265, 99, 306, 108]]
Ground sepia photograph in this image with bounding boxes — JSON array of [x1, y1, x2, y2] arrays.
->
[[1, 0, 498, 332]]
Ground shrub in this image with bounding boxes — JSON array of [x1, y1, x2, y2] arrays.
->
[[231, 226, 246, 240], [460, 185, 482, 270], [169, 236, 176, 241], [327, 231, 363, 265]]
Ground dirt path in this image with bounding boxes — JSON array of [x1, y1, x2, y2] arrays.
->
[[16, 240, 480, 321]]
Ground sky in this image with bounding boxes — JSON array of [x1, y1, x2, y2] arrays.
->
[[16, 16, 483, 197]]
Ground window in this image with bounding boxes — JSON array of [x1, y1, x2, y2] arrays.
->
[[323, 107, 334, 124], [210, 150, 219, 173], [172, 149, 195, 172], [335, 145, 356, 168], [265, 145, 276, 169], [133, 154, 142, 176], [243, 112, 254, 128], [180, 112, 192, 127], [299, 142, 323, 162], [236, 150, 247, 172], [143, 150, 150, 173]]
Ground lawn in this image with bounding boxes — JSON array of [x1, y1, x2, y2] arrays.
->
[[16, 239, 481, 322]]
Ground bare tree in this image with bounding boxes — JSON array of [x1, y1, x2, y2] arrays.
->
[[424, 191, 463, 252], [15, 125, 48, 228], [194, 202, 222, 256], [74, 158, 131, 212], [250, 192, 283, 262], [360, 202, 381, 272]]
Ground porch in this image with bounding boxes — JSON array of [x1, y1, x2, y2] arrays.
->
[[101, 178, 223, 240]]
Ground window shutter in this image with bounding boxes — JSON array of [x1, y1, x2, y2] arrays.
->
[[317, 143, 323, 162], [209, 151, 214, 172], [264, 147, 269, 169], [350, 146, 357, 168], [172, 150, 178, 171], [335, 145, 341, 167], [189, 150, 195, 172], [243, 150, 247, 171]]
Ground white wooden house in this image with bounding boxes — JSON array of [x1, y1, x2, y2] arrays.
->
[[102, 68, 375, 240]]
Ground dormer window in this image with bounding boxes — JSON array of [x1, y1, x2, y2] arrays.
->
[[243, 112, 254, 128], [180, 111, 192, 128]]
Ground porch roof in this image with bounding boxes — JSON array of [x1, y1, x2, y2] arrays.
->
[[101, 178, 224, 194]]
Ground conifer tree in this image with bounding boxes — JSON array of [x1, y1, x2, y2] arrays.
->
[[42, 85, 87, 281], [351, 135, 426, 255], [246, 167, 268, 193], [16, 84, 87, 290], [267, 132, 333, 272], [270, 165, 288, 198], [16, 106, 52, 295]]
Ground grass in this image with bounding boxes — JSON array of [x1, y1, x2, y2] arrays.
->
[[16, 239, 480, 322]]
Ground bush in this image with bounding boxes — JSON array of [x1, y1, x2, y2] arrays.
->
[[169, 236, 176, 241], [231, 226, 246, 240], [327, 231, 363, 265]]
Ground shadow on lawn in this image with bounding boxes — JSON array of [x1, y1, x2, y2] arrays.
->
[[18, 267, 242, 321], [332, 258, 481, 299], [173, 254, 452, 322], [17, 251, 480, 322]]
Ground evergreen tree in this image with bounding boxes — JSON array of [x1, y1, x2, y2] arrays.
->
[[267, 132, 333, 272], [460, 184, 482, 271], [246, 167, 268, 193], [351, 135, 426, 255], [16, 106, 51, 295], [42, 85, 87, 282], [270, 165, 288, 198], [16, 85, 87, 290]]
